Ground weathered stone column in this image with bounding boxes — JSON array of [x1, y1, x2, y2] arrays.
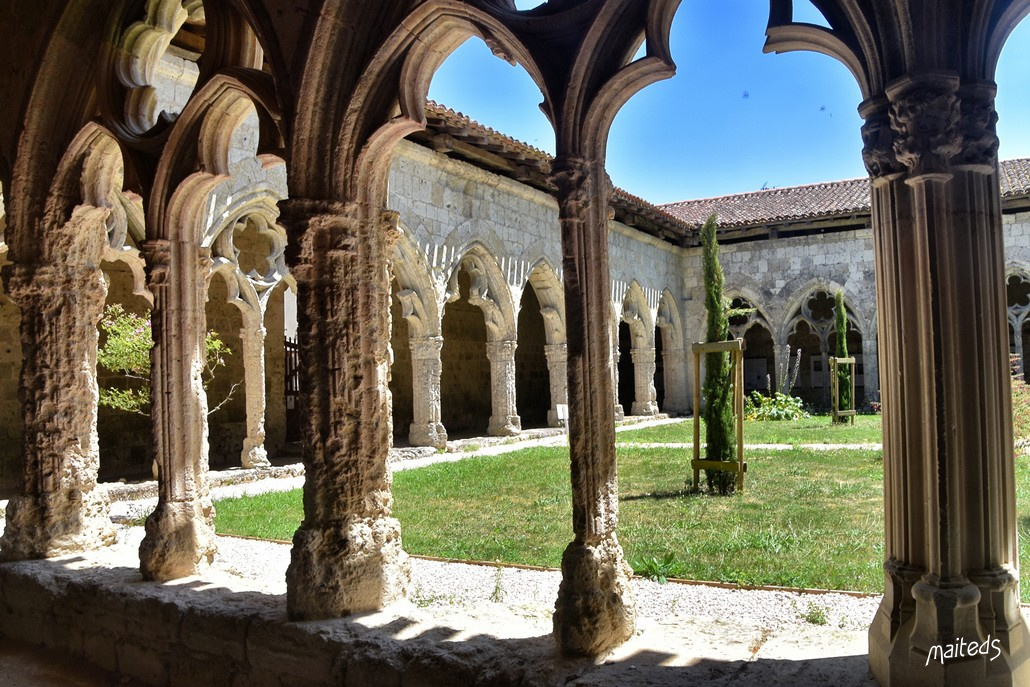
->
[[819, 342, 831, 408], [0, 256, 116, 560], [239, 320, 272, 469], [551, 156, 635, 656], [408, 335, 446, 449], [662, 348, 689, 414], [1010, 327, 1023, 378], [630, 347, 659, 416], [544, 343, 568, 427], [612, 346, 625, 421], [864, 77, 1030, 685], [486, 339, 521, 436], [281, 199, 408, 619], [138, 239, 216, 581]]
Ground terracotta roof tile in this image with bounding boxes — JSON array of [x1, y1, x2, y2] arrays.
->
[[662, 159, 1030, 229]]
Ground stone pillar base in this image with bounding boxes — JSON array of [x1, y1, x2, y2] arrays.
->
[[614, 404, 625, 421], [553, 538, 635, 657], [139, 500, 216, 582], [241, 439, 271, 469], [409, 422, 447, 449], [488, 415, 521, 436], [870, 573, 1030, 687], [630, 400, 658, 417], [547, 410, 564, 428], [0, 489, 116, 561], [286, 516, 409, 620]]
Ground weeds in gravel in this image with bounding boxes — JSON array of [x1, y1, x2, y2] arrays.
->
[[794, 600, 829, 625], [490, 565, 505, 603]]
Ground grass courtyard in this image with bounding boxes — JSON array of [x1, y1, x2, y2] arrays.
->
[[213, 416, 1030, 601]]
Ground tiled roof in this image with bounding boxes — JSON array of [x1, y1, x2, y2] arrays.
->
[[663, 159, 1030, 229], [1001, 158, 1030, 197]]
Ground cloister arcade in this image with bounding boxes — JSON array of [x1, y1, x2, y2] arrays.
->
[[3, 1, 1030, 685]]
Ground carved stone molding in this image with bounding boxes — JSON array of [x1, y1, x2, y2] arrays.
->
[[886, 75, 962, 178]]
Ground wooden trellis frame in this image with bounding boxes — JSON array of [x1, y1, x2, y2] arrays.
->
[[829, 356, 857, 424], [692, 338, 747, 492]]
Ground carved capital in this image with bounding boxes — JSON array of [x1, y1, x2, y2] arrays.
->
[[954, 84, 999, 171], [140, 239, 172, 289], [886, 75, 962, 178], [859, 100, 903, 179], [550, 156, 615, 221], [486, 339, 517, 362], [409, 335, 443, 360]]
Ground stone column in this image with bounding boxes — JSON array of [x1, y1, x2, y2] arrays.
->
[[281, 200, 408, 620], [544, 343, 568, 427], [630, 347, 658, 416], [863, 77, 1030, 685], [486, 339, 520, 436], [138, 239, 216, 581], [0, 258, 116, 560], [239, 320, 272, 468], [408, 335, 446, 449], [551, 157, 635, 656], [662, 348, 689, 414], [819, 343, 830, 408], [612, 346, 625, 420]]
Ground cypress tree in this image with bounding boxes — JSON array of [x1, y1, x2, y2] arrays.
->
[[834, 290, 852, 422], [700, 214, 735, 494]]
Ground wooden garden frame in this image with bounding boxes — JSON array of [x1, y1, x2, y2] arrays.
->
[[692, 338, 747, 492], [829, 356, 857, 424]]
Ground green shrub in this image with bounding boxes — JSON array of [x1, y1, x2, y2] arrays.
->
[[744, 391, 811, 421]]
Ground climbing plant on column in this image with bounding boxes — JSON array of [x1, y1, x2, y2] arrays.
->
[[834, 290, 852, 423], [700, 214, 735, 494]]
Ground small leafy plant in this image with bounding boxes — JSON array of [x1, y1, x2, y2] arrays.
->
[[633, 552, 678, 584], [744, 391, 810, 421]]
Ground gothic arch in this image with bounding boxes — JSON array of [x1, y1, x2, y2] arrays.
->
[[655, 288, 683, 352], [620, 280, 655, 349], [444, 244, 517, 342], [778, 279, 867, 346], [392, 225, 442, 340], [524, 259, 566, 346]]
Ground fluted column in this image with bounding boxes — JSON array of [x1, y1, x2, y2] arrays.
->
[[551, 156, 635, 656], [864, 76, 1030, 686], [0, 257, 115, 560], [281, 200, 408, 619], [138, 239, 216, 581], [239, 320, 271, 469], [408, 335, 446, 448], [544, 343, 568, 427], [630, 347, 658, 416], [486, 339, 520, 436]]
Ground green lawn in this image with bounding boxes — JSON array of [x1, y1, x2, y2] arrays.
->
[[214, 430, 1030, 600], [617, 414, 883, 445]]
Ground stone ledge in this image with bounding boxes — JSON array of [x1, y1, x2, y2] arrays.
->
[[0, 550, 876, 687]]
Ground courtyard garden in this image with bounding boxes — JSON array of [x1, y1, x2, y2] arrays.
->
[[212, 413, 1030, 602]]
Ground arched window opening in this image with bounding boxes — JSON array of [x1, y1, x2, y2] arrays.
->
[[618, 321, 635, 412], [440, 267, 492, 436], [515, 285, 550, 429]]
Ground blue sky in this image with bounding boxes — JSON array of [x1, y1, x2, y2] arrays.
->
[[428, 2, 1030, 205]]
